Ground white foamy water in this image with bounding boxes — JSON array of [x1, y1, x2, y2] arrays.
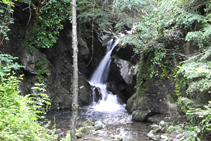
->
[[89, 38, 125, 112], [91, 84, 125, 112]]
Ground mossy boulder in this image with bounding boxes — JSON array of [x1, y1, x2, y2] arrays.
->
[[76, 130, 83, 138], [81, 120, 94, 127], [126, 92, 138, 112], [126, 76, 179, 122], [78, 126, 95, 134]]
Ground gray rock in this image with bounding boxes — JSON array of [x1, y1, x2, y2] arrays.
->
[[126, 73, 180, 123], [151, 124, 160, 130], [93, 130, 105, 135], [176, 133, 185, 139], [147, 130, 160, 141], [94, 121, 105, 130], [110, 136, 123, 141], [132, 110, 150, 121], [159, 120, 167, 128], [92, 86, 102, 103], [160, 134, 168, 139], [114, 58, 138, 85]]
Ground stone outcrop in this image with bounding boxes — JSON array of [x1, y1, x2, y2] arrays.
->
[[106, 46, 139, 103], [18, 27, 93, 110], [126, 76, 179, 122]]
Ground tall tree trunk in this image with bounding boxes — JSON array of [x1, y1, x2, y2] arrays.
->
[[71, 0, 78, 140]]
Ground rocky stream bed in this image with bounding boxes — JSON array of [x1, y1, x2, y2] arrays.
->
[[45, 107, 188, 141], [46, 107, 153, 141]]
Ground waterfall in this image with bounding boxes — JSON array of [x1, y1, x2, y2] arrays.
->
[[89, 38, 125, 112]]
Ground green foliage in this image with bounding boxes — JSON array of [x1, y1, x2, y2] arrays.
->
[[0, 55, 57, 140], [1, 0, 16, 7], [60, 132, 71, 141], [27, 83, 51, 116], [177, 52, 211, 96], [112, 0, 148, 12], [187, 101, 211, 134], [24, 0, 71, 48], [165, 125, 183, 134], [0, 54, 22, 75], [35, 57, 50, 83], [177, 97, 195, 113], [77, 0, 114, 34], [185, 24, 211, 50], [0, 75, 57, 140], [0, 0, 14, 43], [167, 93, 175, 103], [112, 0, 154, 30], [174, 101, 211, 140]]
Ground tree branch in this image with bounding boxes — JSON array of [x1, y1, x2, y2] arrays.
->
[[181, 49, 211, 63]]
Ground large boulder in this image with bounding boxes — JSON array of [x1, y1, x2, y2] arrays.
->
[[126, 76, 179, 122], [106, 46, 138, 103]]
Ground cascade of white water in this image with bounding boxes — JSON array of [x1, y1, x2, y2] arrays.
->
[[89, 38, 125, 112]]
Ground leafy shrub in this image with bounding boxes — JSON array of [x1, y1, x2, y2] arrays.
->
[[0, 0, 14, 43], [35, 57, 50, 83], [24, 0, 71, 48], [187, 101, 211, 134], [0, 54, 57, 140]]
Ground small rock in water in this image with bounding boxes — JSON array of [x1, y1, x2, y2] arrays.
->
[[159, 120, 166, 128], [160, 134, 168, 139], [176, 133, 185, 139], [151, 124, 160, 130], [147, 130, 160, 141], [150, 124, 161, 133], [94, 121, 105, 130], [93, 130, 105, 135], [110, 136, 123, 141]]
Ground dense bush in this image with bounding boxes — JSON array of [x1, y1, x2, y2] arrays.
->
[[0, 54, 57, 140]]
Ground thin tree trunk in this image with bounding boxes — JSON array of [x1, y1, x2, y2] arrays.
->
[[71, 0, 78, 140]]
